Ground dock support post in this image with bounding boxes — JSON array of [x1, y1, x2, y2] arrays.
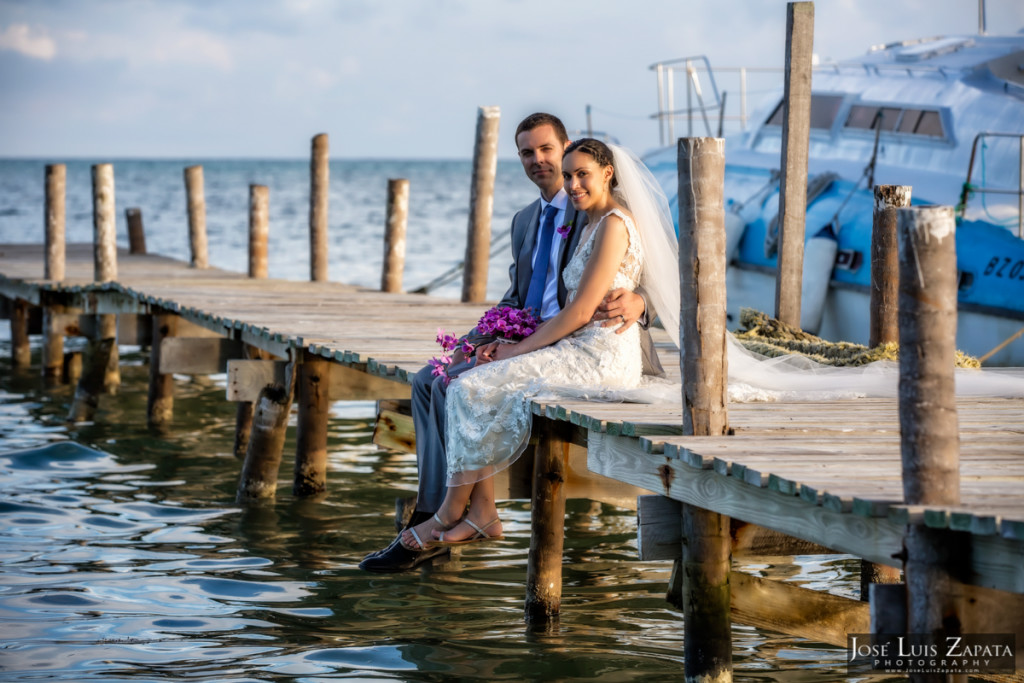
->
[[525, 418, 571, 621], [461, 106, 500, 303], [237, 359, 296, 502], [10, 299, 31, 367], [310, 133, 329, 282], [869, 185, 911, 347], [249, 184, 269, 279], [62, 350, 82, 385], [678, 136, 732, 683], [43, 163, 66, 381], [294, 352, 330, 497], [898, 205, 963, 682], [126, 207, 147, 254], [147, 313, 177, 428], [381, 178, 409, 293], [92, 163, 120, 394], [773, 1, 814, 328], [67, 336, 114, 422], [185, 165, 209, 269], [233, 345, 269, 459]]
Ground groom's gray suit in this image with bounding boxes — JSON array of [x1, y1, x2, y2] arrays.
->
[[410, 198, 664, 512]]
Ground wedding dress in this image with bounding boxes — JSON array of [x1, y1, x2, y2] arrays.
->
[[445, 208, 644, 486]]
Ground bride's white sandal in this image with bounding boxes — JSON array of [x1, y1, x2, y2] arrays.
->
[[401, 512, 457, 551], [435, 518, 504, 547]]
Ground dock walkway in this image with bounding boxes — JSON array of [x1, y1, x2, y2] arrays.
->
[[2, 241, 1023, 663]]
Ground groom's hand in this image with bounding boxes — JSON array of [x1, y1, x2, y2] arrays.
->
[[594, 289, 644, 333]]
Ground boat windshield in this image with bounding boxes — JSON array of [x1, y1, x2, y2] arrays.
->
[[765, 94, 844, 130]]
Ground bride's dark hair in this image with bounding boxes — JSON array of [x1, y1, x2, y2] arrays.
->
[[563, 138, 617, 190]]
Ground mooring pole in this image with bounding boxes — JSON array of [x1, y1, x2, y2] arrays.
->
[[237, 359, 297, 502], [10, 299, 31, 367], [126, 207, 147, 255], [43, 163, 66, 382], [869, 185, 911, 347], [147, 312, 177, 428], [774, 1, 814, 328], [897, 205, 965, 683], [294, 352, 330, 497], [678, 136, 732, 683], [525, 417, 572, 621], [461, 106, 500, 303], [310, 133, 329, 282], [381, 178, 409, 293], [185, 165, 209, 269], [249, 184, 269, 279]]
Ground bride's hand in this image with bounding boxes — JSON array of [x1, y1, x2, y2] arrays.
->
[[493, 342, 521, 362], [475, 341, 500, 364]]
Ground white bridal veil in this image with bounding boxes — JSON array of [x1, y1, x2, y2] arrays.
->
[[600, 143, 1024, 403]]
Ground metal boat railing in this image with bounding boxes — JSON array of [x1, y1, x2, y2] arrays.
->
[[959, 132, 1024, 238]]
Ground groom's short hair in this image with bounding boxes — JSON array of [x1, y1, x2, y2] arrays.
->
[[515, 113, 569, 146]]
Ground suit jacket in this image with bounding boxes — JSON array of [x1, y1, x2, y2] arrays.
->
[[471, 198, 665, 377]]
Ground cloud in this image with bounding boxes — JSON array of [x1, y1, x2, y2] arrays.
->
[[0, 23, 56, 60]]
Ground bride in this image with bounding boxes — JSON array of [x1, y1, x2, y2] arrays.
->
[[399, 138, 1024, 550]]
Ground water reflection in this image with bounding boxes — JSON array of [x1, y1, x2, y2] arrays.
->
[[0, 334, 869, 681]]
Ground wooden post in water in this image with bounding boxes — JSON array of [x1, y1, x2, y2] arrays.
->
[[43, 164, 66, 381], [184, 165, 209, 269], [525, 418, 571, 621], [294, 352, 330, 497], [773, 1, 814, 328], [249, 185, 269, 279], [897, 205, 965, 680], [678, 137, 732, 683], [147, 312, 177, 428], [125, 207, 147, 254], [62, 350, 82, 385], [92, 163, 120, 394], [869, 185, 911, 347], [10, 299, 31, 367], [309, 133, 329, 282], [67, 337, 114, 422], [381, 178, 409, 293], [237, 361, 297, 502], [233, 344, 268, 459], [461, 106, 500, 303]]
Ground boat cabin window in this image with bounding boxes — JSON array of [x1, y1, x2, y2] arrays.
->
[[844, 105, 945, 138], [765, 94, 843, 130]]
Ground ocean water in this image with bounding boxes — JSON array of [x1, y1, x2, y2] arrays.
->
[[0, 159, 870, 680]]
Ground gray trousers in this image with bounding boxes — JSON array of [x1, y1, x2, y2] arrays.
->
[[410, 357, 475, 513]]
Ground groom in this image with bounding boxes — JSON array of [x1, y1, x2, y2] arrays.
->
[[360, 112, 661, 572]]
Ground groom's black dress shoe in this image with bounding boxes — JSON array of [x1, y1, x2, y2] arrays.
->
[[358, 510, 446, 573]]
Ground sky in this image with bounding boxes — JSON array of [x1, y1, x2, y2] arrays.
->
[[1, 0, 1022, 160]]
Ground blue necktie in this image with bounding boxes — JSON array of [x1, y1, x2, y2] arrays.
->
[[525, 205, 558, 315]]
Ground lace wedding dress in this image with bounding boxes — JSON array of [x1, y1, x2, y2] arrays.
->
[[444, 209, 643, 486]]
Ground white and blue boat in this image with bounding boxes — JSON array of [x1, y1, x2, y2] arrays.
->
[[643, 28, 1024, 364]]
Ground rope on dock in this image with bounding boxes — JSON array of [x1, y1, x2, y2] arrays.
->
[[734, 308, 981, 368]]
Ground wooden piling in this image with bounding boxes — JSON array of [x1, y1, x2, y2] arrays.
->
[[678, 137, 732, 683], [381, 178, 409, 293], [773, 1, 815, 328], [294, 352, 330, 497], [233, 344, 267, 459], [41, 306, 65, 383], [125, 208, 147, 254], [92, 163, 120, 393], [10, 299, 31, 367], [898, 205, 963, 677], [237, 362, 296, 502], [67, 337, 114, 423], [869, 185, 911, 347], [898, 205, 959, 506], [184, 165, 209, 269], [62, 350, 82, 385], [147, 313, 177, 428], [309, 133, 329, 282], [525, 418, 571, 621], [44, 164, 66, 282], [678, 137, 729, 437], [248, 184, 269, 279], [461, 106, 500, 303]]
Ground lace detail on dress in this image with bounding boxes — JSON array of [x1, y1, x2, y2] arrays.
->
[[444, 208, 645, 486]]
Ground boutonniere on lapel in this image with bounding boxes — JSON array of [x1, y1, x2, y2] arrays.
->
[[556, 220, 574, 239]]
